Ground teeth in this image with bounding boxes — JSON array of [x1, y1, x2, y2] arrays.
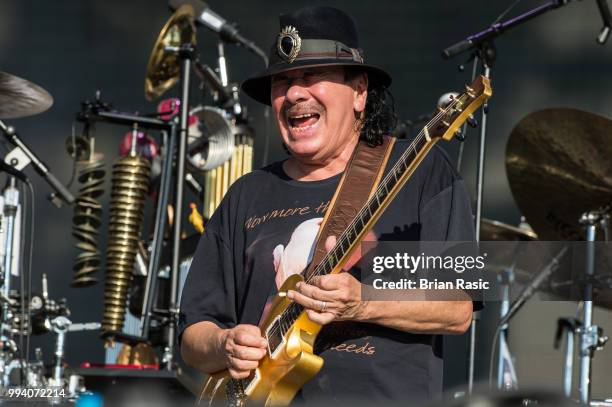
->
[[290, 113, 316, 119]]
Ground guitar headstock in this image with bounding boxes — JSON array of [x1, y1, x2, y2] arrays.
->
[[426, 75, 492, 141]]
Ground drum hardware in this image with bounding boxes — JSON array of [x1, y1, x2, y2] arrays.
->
[[27, 348, 46, 388], [477, 219, 538, 391], [49, 316, 70, 387], [489, 246, 569, 392], [139, 4, 202, 369], [185, 172, 205, 203], [555, 318, 581, 397], [0, 120, 74, 207], [576, 210, 609, 404], [102, 129, 151, 338], [49, 316, 102, 388], [67, 113, 107, 288], [128, 233, 198, 327], [0, 176, 26, 388], [496, 258, 517, 390], [74, 94, 183, 369], [29, 274, 70, 336], [67, 374, 87, 399], [193, 60, 233, 105]]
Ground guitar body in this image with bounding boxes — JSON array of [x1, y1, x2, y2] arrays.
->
[[199, 274, 325, 406]]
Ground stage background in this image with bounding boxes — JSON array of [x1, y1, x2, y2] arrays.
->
[[0, 0, 611, 399]]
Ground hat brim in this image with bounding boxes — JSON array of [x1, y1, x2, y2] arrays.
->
[[241, 60, 392, 106]]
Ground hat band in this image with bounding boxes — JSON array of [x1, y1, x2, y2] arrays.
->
[[271, 39, 364, 66]]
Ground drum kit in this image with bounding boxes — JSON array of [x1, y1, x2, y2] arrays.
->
[[473, 107, 612, 405]]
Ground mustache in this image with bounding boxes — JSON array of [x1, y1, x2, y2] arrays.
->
[[283, 102, 324, 119]]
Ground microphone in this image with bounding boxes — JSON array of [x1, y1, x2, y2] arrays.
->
[[497, 246, 568, 329], [596, 0, 612, 44], [168, 0, 268, 64], [169, 0, 240, 44], [442, 40, 473, 60]]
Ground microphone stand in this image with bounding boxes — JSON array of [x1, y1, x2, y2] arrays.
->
[[162, 42, 194, 370], [442, 0, 581, 393], [464, 42, 495, 397], [0, 121, 74, 206], [442, 0, 578, 60]]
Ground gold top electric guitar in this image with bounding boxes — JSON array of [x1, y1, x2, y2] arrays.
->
[[198, 75, 492, 407]]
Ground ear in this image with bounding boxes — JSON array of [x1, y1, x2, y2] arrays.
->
[[352, 72, 368, 113]]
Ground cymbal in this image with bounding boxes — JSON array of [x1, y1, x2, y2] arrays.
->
[[506, 108, 612, 240], [0, 71, 53, 119], [144, 4, 196, 101], [480, 218, 537, 241]]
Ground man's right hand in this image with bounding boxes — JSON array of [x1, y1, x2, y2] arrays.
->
[[219, 324, 268, 379]]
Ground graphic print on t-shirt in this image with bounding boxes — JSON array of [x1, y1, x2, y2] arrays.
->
[[256, 216, 322, 326], [272, 217, 323, 289]]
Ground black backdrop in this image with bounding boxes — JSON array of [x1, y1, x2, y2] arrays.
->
[[0, 0, 611, 396]]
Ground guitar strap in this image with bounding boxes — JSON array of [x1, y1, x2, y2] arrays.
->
[[304, 136, 395, 279]]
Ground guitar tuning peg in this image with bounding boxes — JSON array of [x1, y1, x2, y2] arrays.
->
[[464, 85, 476, 98], [455, 128, 465, 142], [467, 115, 478, 128]]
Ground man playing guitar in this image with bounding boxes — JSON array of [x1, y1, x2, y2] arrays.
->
[[179, 6, 477, 405]]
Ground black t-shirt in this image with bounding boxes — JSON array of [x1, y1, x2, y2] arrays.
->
[[178, 138, 476, 405]]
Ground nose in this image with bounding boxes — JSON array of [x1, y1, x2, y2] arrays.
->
[[285, 78, 310, 104]]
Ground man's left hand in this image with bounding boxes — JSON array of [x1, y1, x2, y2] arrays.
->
[[286, 273, 365, 325]]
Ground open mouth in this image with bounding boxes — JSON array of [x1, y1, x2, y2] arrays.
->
[[287, 112, 320, 130]]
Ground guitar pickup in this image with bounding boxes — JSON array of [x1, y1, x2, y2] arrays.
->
[[265, 315, 286, 359]]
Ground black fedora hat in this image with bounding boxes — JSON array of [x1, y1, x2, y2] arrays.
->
[[241, 6, 392, 105]]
